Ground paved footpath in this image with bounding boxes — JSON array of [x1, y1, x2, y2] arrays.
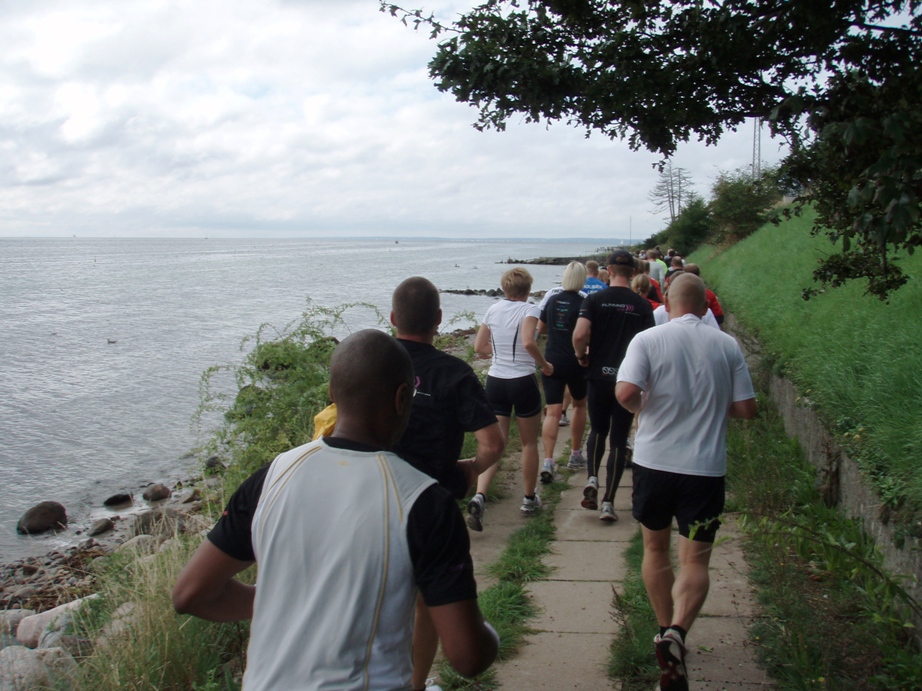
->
[[461, 434, 774, 690]]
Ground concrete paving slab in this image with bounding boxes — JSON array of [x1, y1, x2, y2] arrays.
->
[[556, 506, 639, 542], [683, 615, 773, 688], [492, 631, 617, 690], [545, 540, 630, 582], [527, 580, 619, 634]]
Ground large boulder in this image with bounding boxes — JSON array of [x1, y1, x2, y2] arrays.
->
[[16, 502, 67, 535], [0, 646, 77, 691]]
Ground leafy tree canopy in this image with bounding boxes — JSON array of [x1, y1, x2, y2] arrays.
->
[[382, 0, 922, 298]]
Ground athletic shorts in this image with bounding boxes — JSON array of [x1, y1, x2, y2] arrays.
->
[[541, 359, 588, 405], [631, 464, 725, 542], [485, 374, 542, 418]]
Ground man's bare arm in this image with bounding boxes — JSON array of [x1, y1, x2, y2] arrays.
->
[[615, 381, 644, 414], [572, 317, 591, 367], [428, 598, 499, 679], [172, 540, 255, 622], [729, 397, 757, 420]]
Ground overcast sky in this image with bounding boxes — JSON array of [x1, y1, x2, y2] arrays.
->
[[1, 0, 787, 240]]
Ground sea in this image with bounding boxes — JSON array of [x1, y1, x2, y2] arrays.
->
[[0, 236, 613, 561]]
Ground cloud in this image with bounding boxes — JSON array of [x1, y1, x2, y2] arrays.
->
[[0, 0, 787, 238]]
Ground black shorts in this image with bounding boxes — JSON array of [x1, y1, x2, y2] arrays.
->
[[541, 359, 588, 405], [485, 374, 542, 418], [631, 464, 725, 542]]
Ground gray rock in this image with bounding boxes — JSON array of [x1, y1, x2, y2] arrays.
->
[[0, 646, 77, 691], [36, 610, 75, 649], [103, 492, 132, 507], [0, 611, 34, 637], [181, 488, 202, 504], [15, 596, 98, 649], [16, 502, 67, 535], [141, 483, 171, 502], [0, 634, 18, 652], [116, 534, 158, 556], [130, 507, 183, 539], [88, 518, 115, 536]]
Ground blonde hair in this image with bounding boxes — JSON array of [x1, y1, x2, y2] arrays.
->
[[561, 261, 588, 292], [598, 269, 609, 284], [501, 267, 533, 299], [631, 274, 651, 297]]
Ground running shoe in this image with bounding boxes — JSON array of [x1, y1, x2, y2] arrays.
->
[[567, 450, 587, 470], [520, 493, 542, 516], [466, 494, 485, 532], [540, 458, 556, 484], [599, 501, 617, 522], [581, 476, 599, 510], [558, 413, 570, 427], [654, 629, 689, 691]]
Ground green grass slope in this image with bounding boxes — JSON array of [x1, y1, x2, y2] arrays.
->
[[692, 209, 922, 533]]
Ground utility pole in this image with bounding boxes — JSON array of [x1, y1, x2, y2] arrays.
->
[[752, 117, 762, 179]]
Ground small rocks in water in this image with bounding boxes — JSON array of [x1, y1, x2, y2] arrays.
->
[[141, 483, 171, 502], [88, 519, 115, 537], [182, 488, 201, 504], [16, 502, 68, 535], [204, 456, 225, 473], [103, 493, 132, 507]]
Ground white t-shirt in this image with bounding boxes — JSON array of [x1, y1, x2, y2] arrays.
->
[[653, 304, 720, 328], [617, 313, 755, 477], [648, 261, 665, 285], [482, 298, 542, 379]]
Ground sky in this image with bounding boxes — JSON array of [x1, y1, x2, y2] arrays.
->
[[0, 0, 788, 240]]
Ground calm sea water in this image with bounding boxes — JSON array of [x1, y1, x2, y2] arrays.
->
[[0, 237, 607, 560]]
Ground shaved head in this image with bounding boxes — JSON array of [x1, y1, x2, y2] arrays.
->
[[330, 329, 413, 420], [666, 273, 707, 316]]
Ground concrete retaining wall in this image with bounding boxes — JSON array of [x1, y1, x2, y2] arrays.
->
[[727, 316, 922, 626]]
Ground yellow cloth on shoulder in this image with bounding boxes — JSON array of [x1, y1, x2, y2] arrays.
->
[[312, 403, 337, 440]]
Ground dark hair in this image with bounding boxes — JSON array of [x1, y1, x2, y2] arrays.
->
[[392, 277, 440, 336], [330, 329, 412, 412]]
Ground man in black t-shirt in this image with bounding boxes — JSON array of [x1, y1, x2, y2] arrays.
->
[[172, 330, 498, 690], [391, 276, 505, 691], [573, 250, 654, 522]]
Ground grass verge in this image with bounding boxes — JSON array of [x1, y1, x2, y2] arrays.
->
[[438, 470, 571, 690], [729, 394, 921, 689], [607, 530, 659, 690]]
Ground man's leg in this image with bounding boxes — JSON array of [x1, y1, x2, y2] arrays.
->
[[671, 536, 713, 632], [570, 396, 587, 456], [641, 525, 675, 628], [412, 593, 438, 690]]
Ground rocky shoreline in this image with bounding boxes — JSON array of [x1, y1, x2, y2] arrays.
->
[[1, 476, 216, 611]]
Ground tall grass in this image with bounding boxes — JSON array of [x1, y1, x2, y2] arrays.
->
[[727, 395, 922, 688], [692, 209, 922, 533], [72, 542, 251, 690]]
